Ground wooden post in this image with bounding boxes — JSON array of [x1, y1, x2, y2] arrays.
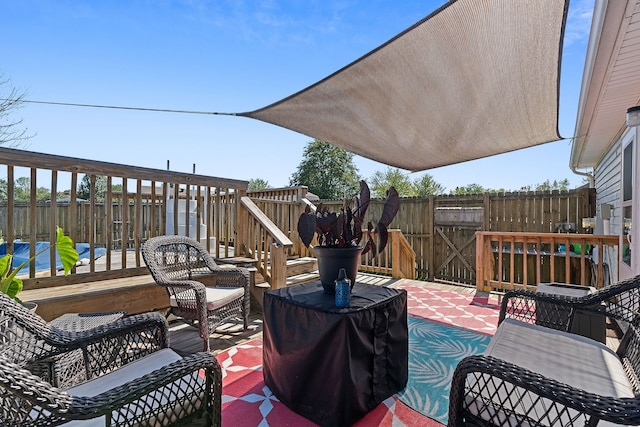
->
[[270, 243, 287, 290], [135, 179, 142, 267], [483, 193, 491, 231], [427, 195, 434, 282], [476, 231, 484, 291], [49, 171, 58, 276], [391, 230, 400, 278], [6, 166, 14, 255], [236, 188, 248, 256]]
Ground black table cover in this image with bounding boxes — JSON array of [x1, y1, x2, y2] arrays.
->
[[263, 281, 408, 427]]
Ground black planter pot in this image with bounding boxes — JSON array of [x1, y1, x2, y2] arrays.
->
[[313, 245, 363, 294]]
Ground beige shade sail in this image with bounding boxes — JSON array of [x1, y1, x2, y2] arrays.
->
[[240, 0, 568, 172]]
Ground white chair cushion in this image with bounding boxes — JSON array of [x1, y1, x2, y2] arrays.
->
[[170, 286, 244, 311], [60, 348, 204, 426], [466, 318, 635, 427], [486, 319, 633, 397]]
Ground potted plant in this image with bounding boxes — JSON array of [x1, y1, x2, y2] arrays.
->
[[0, 226, 79, 308], [297, 180, 400, 293]]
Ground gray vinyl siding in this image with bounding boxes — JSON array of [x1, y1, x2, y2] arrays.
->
[[594, 135, 623, 284]]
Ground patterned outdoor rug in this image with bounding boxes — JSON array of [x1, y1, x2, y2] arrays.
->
[[217, 338, 438, 427], [216, 283, 500, 426], [396, 316, 493, 425]]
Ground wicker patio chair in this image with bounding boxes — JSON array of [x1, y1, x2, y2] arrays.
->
[[497, 274, 640, 329], [0, 292, 222, 426], [448, 275, 640, 426], [142, 235, 250, 352]]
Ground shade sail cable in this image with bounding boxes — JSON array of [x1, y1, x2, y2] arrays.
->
[[10, 99, 238, 116]]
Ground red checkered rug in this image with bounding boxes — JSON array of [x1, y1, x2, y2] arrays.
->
[[216, 282, 501, 426]]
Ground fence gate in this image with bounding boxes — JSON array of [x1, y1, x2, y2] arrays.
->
[[433, 207, 483, 285]]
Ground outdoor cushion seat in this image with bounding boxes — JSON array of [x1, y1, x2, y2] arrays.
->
[[61, 349, 204, 426], [462, 319, 635, 427], [170, 286, 245, 311], [484, 319, 633, 398]]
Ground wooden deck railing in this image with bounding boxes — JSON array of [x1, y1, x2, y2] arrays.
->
[[247, 186, 309, 258], [238, 196, 293, 289], [476, 231, 620, 291], [360, 229, 416, 279], [0, 146, 248, 289], [241, 191, 417, 284]]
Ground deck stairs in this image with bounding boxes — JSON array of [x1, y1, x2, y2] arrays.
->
[[283, 257, 319, 286], [250, 256, 318, 309]]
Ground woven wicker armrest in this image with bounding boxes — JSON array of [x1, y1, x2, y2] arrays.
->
[[1, 352, 222, 426], [448, 354, 640, 427], [500, 275, 640, 327], [498, 289, 603, 330], [55, 312, 170, 377], [53, 311, 169, 346], [212, 267, 250, 288]]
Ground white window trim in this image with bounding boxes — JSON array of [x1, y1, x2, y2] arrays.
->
[[620, 127, 637, 278]]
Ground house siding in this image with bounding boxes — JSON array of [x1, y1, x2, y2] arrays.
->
[[594, 136, 622, 284]]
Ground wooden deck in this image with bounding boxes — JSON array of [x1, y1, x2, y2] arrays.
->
[[168, 275, 480, 356], [168, 274, 622, 356]]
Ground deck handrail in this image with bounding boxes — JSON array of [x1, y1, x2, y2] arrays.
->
[[391, 230, 416, 279], [476, 231, 620, 291], [296, 198, 416, 279], [239, 196, 293, 289], [358, 229, 416, 279], [0, 147, 246, 188]]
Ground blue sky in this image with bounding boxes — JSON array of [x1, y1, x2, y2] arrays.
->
[[2, 0, 594, 192]]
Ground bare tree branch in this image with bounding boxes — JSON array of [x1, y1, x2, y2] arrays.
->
[[0, 73, 34, 147]]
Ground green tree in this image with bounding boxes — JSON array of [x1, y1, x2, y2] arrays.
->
[[0, 178, 6, 201], [77, 174, 108, 202], [521, 178, 571, 192], [0, 73, 32, 147], [412, 173, 446, 196], [248, 178, 270, 191], [369, 167, 413, 198], [13, 177, 50, 201], [289, 139, 360, 199], [451, 183, 487, 195]]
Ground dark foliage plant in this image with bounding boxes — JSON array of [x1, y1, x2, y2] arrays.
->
[[297, 180, 400, 256]]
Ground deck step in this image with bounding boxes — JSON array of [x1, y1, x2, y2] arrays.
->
[[286, 257, 318, 277], [286, 272, 320, 287]]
